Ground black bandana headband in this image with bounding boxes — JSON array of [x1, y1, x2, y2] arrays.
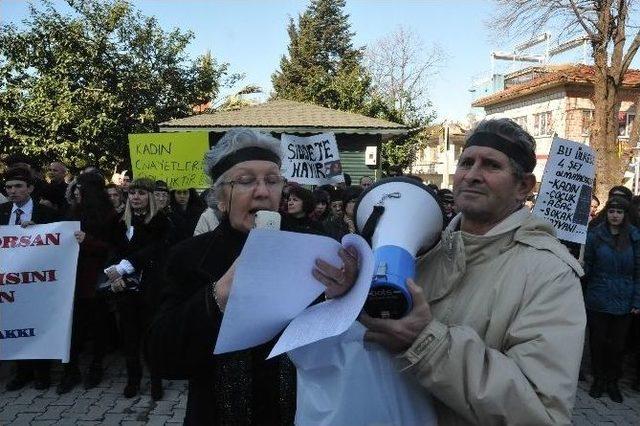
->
[[210, 147, 281, 182], [463, 132, 536, 173]]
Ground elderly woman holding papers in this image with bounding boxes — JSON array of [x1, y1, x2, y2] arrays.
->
[[146, 128, 358, 425]]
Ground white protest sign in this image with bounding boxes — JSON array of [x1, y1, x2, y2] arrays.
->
[[281, 133, 345, 185], [0, 221, 80, 362], [532, 137, 596, 244]]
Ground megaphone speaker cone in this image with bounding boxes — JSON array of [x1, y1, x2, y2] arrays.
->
[[355, 177, 443, 319]]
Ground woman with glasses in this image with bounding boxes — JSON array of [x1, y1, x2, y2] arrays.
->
[[584, 196, 640, 403], [105, 178, 170, 400], [146, 128, 359, 425]]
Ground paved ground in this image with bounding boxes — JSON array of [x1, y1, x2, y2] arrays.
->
[[2, 353, 640, 425], [0, 355, 188, 425]]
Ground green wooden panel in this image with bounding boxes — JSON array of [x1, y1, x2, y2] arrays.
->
[[340, 150, 375, 183]]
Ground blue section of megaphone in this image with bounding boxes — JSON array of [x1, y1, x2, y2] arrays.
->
[[371, 245, 415, 314]]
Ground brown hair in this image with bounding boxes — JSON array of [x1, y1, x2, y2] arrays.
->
[[605, 196, 631, 251]]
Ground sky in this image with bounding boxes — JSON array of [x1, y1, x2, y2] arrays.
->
[[0, 0, 594, 123]]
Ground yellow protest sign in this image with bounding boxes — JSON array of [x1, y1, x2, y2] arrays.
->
[[128, 132, 210, 190]]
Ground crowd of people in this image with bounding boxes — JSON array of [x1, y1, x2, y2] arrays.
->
[[1, 119, 640, 424], [0, 149, 376, 402]]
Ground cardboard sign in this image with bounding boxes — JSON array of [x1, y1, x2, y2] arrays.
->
[[281, 133, 345, 185], [0, 221, 80, 362], [128, 132, 210, 189], [532, 137, 596, 244]]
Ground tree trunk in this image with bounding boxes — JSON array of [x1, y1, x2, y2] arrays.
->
[[591, 36, 630, 202]]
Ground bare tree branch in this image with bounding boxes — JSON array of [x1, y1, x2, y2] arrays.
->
[[365, 25, 445, 124], [569, 0, 596, 37], [489, 0, 640, 203]]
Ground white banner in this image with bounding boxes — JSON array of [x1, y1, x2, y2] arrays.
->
[[532, 137, 596, 244], [0, 221, 80, 362], [281, 133, 345, 185]]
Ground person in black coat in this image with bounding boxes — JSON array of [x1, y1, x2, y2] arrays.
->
[[104, 178, 170, 400], [168, 187, 206, 243], [2, 165, 60, 391], [284, 185, 326, 235], [56, 172, 127, 394], [322, 187, 350, 241], [146, 128, 359, 425]]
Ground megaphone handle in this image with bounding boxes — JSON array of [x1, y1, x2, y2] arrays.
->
[[362, 205, 385, 246]]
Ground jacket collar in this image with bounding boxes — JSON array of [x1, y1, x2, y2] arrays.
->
[[429, 208, 583, 302]]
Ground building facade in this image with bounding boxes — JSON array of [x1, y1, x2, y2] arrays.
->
[[472, 64, 640, 184], [408, 124, 468, 189]]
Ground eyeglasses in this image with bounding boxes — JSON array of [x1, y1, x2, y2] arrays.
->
[[221, 174, 285, 192]]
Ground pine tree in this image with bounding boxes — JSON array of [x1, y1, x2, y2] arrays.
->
[[271, 0, 371, 113]]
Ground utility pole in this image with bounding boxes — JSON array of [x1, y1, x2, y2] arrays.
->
[[442, 124, 450, 188]]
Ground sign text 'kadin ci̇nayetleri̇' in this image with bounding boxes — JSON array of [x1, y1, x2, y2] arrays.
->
[[281, 133, 345, 186], [128, 132, 210, 190], [532, 137, 596, 244]]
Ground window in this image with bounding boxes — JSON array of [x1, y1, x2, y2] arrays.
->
[[618, 112, 636, 137], [533, 112, 553, 136], [581, 110, 594, 136], [513, 116, 528, 131]]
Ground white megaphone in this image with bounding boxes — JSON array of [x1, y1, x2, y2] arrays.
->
[[354, 177, 443, 319]]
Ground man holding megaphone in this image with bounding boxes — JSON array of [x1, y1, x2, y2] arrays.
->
[[360, 118, 586, 425]]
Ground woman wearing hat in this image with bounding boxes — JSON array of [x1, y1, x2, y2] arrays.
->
[[584, 196, 640, 403], [105, 178, 171, 400], [146, 128, 358, 425]]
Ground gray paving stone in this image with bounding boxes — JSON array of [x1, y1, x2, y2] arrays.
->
[[35, 405, 69, 420], [78, 387, 105, 399], [10, 413, 37, 426], [147, 414, 171, 425], [131, 396, 154, 409], [47, 421, 66, 426], [102, 412, 127, 426], [158, 388, 182, 402], [108, 397, 142, 414], [151, 400, 176, 415], [0, 404, 29, 422], [175, 394, 187, 409], [78, 404, 111, 421], [49, 392, 80, 406], [64, 397, 98, 414], [21, 397, 57, 413], [169, 408, 186, 423], [6, 353, 640, 425], [13, 388, 41, 405], [91, 394, 120, 410]]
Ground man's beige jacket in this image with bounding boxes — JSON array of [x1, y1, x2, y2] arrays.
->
[[398, 208, 586, 425]]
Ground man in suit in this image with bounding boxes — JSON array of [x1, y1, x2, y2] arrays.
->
[[2, 165, 60, 391]]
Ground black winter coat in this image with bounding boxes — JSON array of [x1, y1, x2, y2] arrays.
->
[[146, 218, 297, 425]]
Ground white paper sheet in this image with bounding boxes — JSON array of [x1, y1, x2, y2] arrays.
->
[[213, 230, 373, 356], [268, 233, 374, 358]]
